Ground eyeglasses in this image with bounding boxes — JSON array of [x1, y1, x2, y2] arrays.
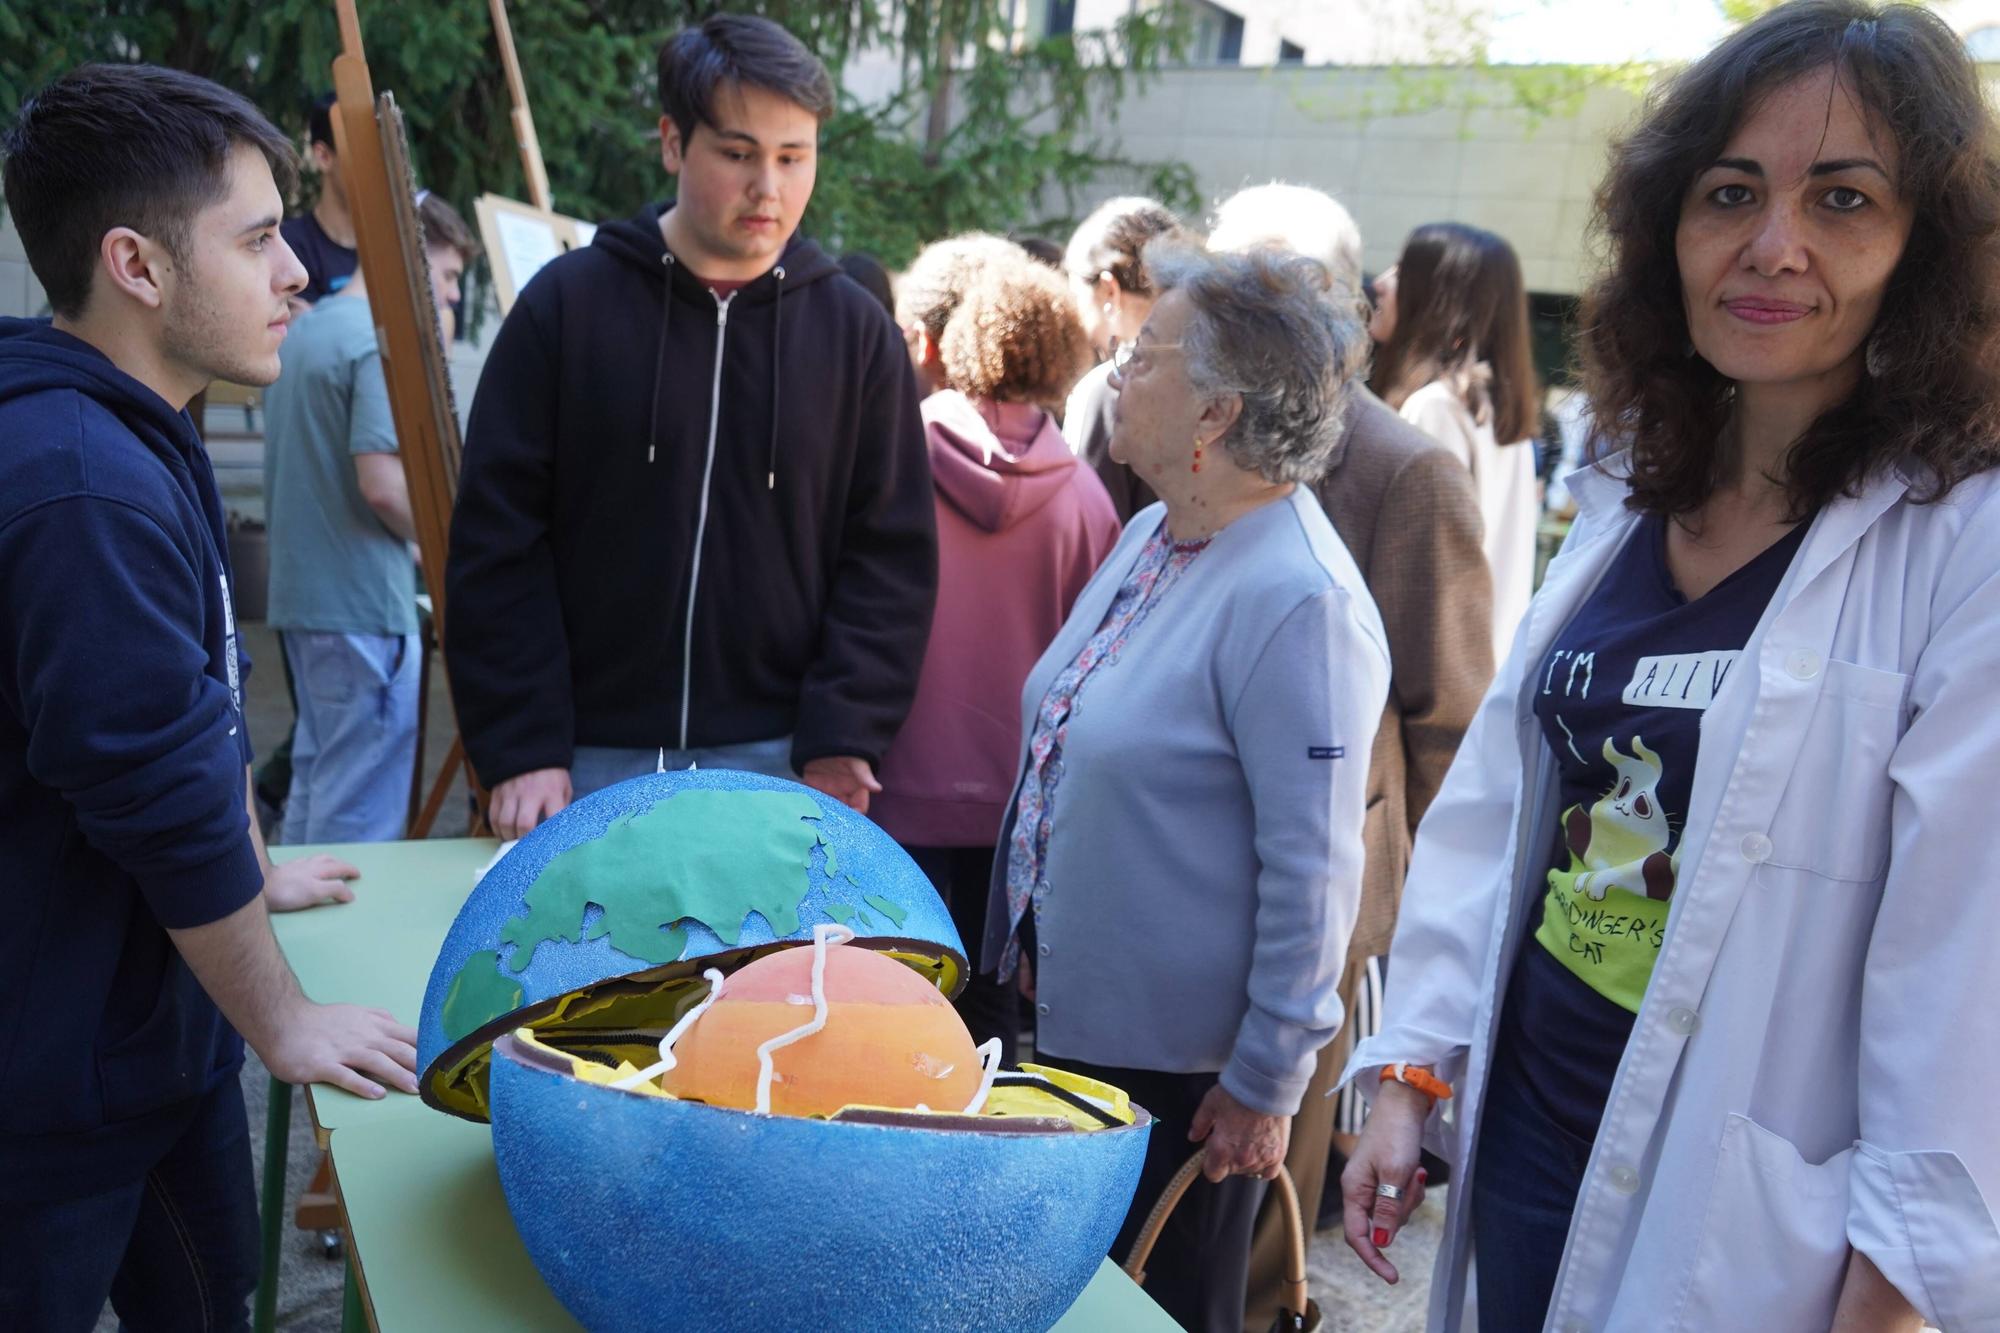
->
[[1111, 339, 1183, 374]]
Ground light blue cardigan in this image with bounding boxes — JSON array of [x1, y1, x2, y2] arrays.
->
[[981, 486, 1391, 1115]]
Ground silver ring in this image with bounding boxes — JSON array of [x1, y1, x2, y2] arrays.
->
[[1374, 1182, 1405, 1201]]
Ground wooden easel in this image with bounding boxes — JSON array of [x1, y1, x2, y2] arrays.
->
[[329, 0, 482, 840]]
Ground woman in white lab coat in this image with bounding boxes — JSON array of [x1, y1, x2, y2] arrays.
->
[[1337, 5, 2000, 1331]]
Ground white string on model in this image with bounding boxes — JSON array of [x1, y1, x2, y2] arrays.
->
[[609, 966, 728, 1091], [754, 922, 855, 1113]]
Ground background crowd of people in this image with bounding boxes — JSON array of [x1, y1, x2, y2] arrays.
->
[[5, 2, 1998, 1331]]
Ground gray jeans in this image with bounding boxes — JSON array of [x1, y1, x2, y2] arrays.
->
[[569, 735, 795, 799]]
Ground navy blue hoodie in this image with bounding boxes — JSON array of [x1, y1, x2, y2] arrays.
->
[[0, 319, 261, 1200]]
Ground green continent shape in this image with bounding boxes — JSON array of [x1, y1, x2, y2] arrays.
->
[[863, 894, 907, 928], [440, 950, 524, 1041], [827, 901, 860, 926], [499, 790, 825, 973], [819, 836, 840, 881]]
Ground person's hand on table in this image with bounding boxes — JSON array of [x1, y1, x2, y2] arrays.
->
[[260, 998, 419, 1100], [1188, 1084, 1291, 1183], [490, 767, 572, 839], [1341, 1078, 1432, 1284], [801, 755, 882, 815], [264, 852, 360, 912]]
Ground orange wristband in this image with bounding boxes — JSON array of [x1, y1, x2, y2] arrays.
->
[[1380, 1062, 1453, 1102]]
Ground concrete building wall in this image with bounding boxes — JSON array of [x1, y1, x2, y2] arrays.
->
[[1077, 64, 1642, 294], [1, 206, 51, 321]]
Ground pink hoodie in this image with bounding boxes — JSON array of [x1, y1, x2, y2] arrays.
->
[[873, 390, 1122, 847]]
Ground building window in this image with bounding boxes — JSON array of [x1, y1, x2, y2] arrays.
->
[[1969, 25, 2000, 62], [1045, 0, 1075, 38], [1186, 0, 1246, 64], [1278, 39, 1305, 64]]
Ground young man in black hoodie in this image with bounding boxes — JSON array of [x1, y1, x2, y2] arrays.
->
[[0, 66, 419, 1327], [448, 15, 937, 838]]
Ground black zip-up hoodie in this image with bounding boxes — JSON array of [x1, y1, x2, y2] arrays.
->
[[447, 206, 938, 787], [0, 320, 260, 1199]]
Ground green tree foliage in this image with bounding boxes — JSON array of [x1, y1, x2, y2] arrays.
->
[[0, 0, 1198, 267]]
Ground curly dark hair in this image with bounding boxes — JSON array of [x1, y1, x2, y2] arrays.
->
[[1579, 0, 2000, 516], [940, 258, 1092, 406]]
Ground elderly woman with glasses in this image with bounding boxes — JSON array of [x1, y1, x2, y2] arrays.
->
[[981, 245, 1390, 1331]]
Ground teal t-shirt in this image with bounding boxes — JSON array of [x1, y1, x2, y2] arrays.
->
[[262, 294, 418, 636]]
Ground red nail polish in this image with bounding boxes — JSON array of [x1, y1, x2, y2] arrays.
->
[[1372, 1227, 1390, 1248]]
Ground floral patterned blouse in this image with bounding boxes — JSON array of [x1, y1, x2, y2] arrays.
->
[[996, 522, 1211, 980]]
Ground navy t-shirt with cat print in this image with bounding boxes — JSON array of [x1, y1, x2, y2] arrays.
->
[[1495, 511, 1810, 1144]]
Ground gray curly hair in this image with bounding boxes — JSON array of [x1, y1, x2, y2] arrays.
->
[[1145, 242, 1369, 484]]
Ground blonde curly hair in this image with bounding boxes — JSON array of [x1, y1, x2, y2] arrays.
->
[[939, 259, 1093, 406]]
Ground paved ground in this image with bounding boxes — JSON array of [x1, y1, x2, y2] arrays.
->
[[98, 537, 1440, 1329]]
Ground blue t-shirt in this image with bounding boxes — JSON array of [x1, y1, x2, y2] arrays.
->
[[1496, 511, 1809, 1142], [263, 294, 418, 636]]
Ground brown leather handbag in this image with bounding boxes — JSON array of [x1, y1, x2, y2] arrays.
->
[[1121, 1153, 1323, 1333]]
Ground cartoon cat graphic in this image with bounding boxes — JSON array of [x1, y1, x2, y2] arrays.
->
[[1564, 735, 1678, 902]]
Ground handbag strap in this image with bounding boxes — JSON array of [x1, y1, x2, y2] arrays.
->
[[1121, 1153, 1309, 1319]]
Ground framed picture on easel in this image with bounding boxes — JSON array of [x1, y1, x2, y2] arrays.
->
[[472, 194, 595, 314]]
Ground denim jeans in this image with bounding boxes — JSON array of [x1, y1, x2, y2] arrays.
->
[[279, 630, 420, 843], [1469, 1060, 1597, 1333], [0, 1078, 259, 1333], [569, 734, 795, 798]]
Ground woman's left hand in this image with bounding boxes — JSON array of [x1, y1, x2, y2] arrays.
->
[[1188, 1085, 1291, 1183]]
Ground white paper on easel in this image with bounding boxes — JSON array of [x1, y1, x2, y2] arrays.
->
[[572, 221, 597, 248], [494, 210, 564, 290]]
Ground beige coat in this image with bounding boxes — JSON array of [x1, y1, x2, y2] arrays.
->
[[1311, 387, 1495, 965]]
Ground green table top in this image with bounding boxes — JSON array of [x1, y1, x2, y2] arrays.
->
[[269, 838, 499, 1134], [284, 837, 1177, 1331], [330, 1109, 1175, 1332]]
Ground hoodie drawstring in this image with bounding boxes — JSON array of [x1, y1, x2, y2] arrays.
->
[[646, 252, 676, 463], [767, 265, 786, 491]]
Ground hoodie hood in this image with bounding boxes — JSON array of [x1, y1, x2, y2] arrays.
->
[[0, 319, 200, 471], [922, 390, 1081, 534], [592, 204, 840, 298]]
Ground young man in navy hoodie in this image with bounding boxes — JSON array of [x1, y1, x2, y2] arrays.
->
[[447, 15, 938, 838], [0, 65, 420, 1328]]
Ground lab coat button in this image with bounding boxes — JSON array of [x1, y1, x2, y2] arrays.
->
[[1740, 832, 1773, 863], [1036, 1002, 1050, 1017], [1785, 649, 1822, 681], [1667, 1007, 1700, 1036], [1608, 1163, 1641, 1194], [1037, 942, 1050, 958]]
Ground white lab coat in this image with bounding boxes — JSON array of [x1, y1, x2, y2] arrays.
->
[[1344, 454, 2000, 1332]]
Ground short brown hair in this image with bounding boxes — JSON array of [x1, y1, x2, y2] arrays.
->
[[2, 64, 297, 318], [417, 191, 480, 264], [1580, 0, 2000, 516], [939, 259, 1092, 405]]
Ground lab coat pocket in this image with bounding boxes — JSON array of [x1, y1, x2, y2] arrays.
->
[[1767, 659, 1909, 882], [1678, 1113, 1853, 1332]]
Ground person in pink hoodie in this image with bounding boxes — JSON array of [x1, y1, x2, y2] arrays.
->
[[878, 251, 1121, 1061]]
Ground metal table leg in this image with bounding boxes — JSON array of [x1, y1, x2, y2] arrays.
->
[[342, 1253, 368, 1333], [254, 1075, 293, 1333]]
